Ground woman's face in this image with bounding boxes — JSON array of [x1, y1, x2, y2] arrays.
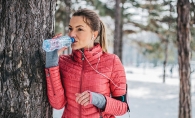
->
[[68, 16, 97, 50]]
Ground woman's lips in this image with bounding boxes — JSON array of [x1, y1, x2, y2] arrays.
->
[[73, 41, 77, 44]]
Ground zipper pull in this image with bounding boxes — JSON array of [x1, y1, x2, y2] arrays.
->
[[82, 52, 84, 60], [99, 109, 103, 118]]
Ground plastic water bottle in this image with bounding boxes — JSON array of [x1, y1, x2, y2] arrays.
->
[[42, 36, 75, 52]]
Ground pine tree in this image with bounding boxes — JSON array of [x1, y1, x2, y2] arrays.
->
[[177, 0, 192, 118], [114, 0, 123, 60], [127, 0, 177, 82], [0, 0, 56, 117]]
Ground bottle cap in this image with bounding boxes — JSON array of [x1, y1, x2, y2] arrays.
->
[[70, 37, 75, 43]]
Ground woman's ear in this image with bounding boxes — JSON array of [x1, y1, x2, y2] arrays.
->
[[93, 31, 99, 40]]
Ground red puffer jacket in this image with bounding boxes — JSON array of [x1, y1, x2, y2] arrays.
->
[[45, 44, 128, 118]]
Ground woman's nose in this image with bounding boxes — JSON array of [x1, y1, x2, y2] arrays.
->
[[68, 30, 76, 38]]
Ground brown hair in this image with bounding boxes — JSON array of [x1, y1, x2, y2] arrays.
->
[[72, 9, 108, 52]]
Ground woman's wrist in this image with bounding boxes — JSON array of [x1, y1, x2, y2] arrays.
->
[[89, 92, 106, 109], [45, 50, 59, 68]]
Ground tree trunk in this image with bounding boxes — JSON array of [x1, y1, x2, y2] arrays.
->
[[191, 0, 195, 24], [163, 39, 168, 83], [177, 0, 192, 118], [120, 2, 124, 63], [64, 0, 71, 54], [64, 0, 71, 35], [114, 0, 122, 60], [163, 2, 172, 83], [0, 0, 56, 118]]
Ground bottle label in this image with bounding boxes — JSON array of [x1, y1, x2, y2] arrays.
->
[[42, 36, 73, 52]]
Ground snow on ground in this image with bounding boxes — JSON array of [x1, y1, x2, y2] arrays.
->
[[53, 66, 195, 118], [125, 66, 195, 118]]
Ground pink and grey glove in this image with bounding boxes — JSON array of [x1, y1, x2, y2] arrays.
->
[[89, 92, 106, 110]]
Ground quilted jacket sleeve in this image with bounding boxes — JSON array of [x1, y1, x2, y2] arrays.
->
[[45, 66, 66, 109], [104, 55, 128, 116]]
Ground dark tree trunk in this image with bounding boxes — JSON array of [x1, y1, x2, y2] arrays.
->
[[163, 39, 168, 83], [190, 0, 195, 24], [64, 0, 71, 35], [0, 0, 56, 118], [177, 0, 192, 118], [114, 0, 122, 60], [64, 0, 71, 54], [163, 2, 172, 83], [120, 2, 124, 63]]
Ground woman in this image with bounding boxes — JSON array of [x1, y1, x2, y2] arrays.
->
[[45, 8, 129, 118]]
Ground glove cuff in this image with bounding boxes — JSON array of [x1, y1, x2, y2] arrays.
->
[[45, 50, 59, 68]]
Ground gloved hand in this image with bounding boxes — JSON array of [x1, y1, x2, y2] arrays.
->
[[45, 33, 67, 68], [75, 91, 106, 109], [90, 92, 106, 109], [45, 50, 59, 68]]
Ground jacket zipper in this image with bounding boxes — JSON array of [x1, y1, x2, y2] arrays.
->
[[47, 69, 56, 96], [99, 109, 103, 118], [79, 51, 85, 118]]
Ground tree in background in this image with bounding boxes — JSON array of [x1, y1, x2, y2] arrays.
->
[[127, 0, 178, 82], [55, 0, 73, 35], [190, 0, 195, 56], [55, 0, 72, 54], [177, 0, 192, 118], [114, 0, 123, 60], [160, 0, 175, 83], [0, 0, 56, 117]]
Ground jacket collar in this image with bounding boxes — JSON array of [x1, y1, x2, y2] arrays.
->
[[72, 43, 103, 63]]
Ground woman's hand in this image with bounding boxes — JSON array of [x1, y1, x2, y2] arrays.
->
[[52, 33, 68, 56], [75, 91, 90, 106], [76, 91, 106, 109], [45, 33, 68, 68]]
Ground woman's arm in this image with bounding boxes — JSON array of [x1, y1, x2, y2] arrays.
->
[[45, 66, 66, 109], [45, 46, 66, 109], [103, 55, 129, 116]]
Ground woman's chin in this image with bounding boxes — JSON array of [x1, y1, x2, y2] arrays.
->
[[71, 46, 80, 50]]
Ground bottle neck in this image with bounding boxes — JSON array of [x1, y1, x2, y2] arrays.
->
[[71, 37, 75, 43]]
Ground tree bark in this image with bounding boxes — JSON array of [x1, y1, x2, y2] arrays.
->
[[177, 0, 192, 118], [0, 0, 56, 118], [114, 0, 122, 60]]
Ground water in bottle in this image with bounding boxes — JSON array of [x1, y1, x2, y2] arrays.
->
[[42, 36, 75, 52]]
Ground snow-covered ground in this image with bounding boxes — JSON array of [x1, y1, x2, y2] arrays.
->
[[53, 66, 195, 118]]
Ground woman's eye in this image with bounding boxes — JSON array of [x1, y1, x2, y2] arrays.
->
[[78, 28, 83, 31], [69, 28, 72, 31]]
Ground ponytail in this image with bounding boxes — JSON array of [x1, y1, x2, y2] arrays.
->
[[99, 20, 108, 52]]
